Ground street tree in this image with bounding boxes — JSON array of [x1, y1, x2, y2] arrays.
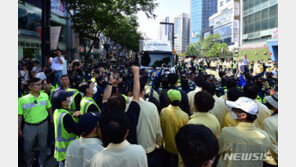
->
[[185, 43, 200, 57], [61, 0, 157, 62]]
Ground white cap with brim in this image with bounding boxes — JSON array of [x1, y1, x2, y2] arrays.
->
[[226, 97, 258, 115], [265, 92, 278, 109]]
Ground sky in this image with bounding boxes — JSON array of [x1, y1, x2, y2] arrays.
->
[[137, 0, 190, 40]]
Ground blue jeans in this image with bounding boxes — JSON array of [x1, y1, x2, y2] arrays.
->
[[54, 70, 63, 87]]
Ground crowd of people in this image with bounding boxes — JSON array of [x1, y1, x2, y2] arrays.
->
[[18, 49, 278, 167]]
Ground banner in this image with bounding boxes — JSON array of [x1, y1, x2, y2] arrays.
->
[[38, 26, 62, 50], [232, 20, 239, 43], [50, 26, 62, 50]]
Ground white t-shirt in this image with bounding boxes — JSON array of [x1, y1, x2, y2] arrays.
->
[[62, 58, 67, 75], [242, 58, 249, 66], [50, 56, 64, 71], [65, 137, 104, 167], [32, 65, 41, 74], [20, 70, 29, 84]]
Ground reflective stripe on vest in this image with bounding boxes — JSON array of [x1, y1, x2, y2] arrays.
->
[[67, 89, 80, 114], [80, 97, 101, 115], [56, 112, 77, 143], [83, 100, 93, 115], [54, 109, 77, 161]]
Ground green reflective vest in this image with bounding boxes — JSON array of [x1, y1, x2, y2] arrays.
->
[[80, 96, 101, 115], [53, 109, 78, 162], [91, 77, 96, 83], [41, 87, 55, 101], [66, 88, 82, 114]]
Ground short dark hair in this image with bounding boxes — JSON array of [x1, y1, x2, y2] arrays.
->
[[78, 81, 93, 95], [140, 76, 148, 92], [100, 111, 129, 144], [167, 73, 179, 86], [243, 82, 259, 99], [226, 79, 238, 90], [175, 124, 219, 167], [194, 75, 205, 87], [202, 82, 216, 96], [28, 77, 41, 85], [227, 88, 244, 101], [61, 74, 69, 80], [108, 93, 126, 112], [234, 108, 257, 122], [194, 91, 215, 112], [218, 71, 226, 78], [41, 78, 52, 85]]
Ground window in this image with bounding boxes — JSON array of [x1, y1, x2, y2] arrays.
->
[[269, 5, 278, 18], [261, 19, 269, 30], [243, 24, 248, 34], [249, 23, 254, 33], [254, 21, 261, 31], [269, 17, 277, 29], [249, 14, 255, 24], [261, 8, 269, 20], [249, 0, 254, 9], [255, 11, 261, 21]]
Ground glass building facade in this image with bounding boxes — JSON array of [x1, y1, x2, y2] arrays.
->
[[18, 1, 68, 61], [242, 0, 278, 44], [190, 0, 217, 43]]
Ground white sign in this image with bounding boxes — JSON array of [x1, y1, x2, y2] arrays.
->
[[232, 20, 239, 43], [141, 40, 172, 52], [50, 26, 62, 50]]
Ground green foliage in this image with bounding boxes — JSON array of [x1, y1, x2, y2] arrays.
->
[[61, 0, 157, 61], [186, 34, 231, 58], [185, 43, 200, 57]]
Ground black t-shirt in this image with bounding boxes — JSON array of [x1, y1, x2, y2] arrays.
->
[[101, 101, 140, 145], [63, 114, 80, 135]]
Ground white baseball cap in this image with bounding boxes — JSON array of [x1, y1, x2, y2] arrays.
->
[[225, 97, 258, 115]]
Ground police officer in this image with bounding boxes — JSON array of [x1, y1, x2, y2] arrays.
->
[[78, 81, 101, 115], [51, 90, 82, 167], [52, 74, 82, 115], [18, 77, 53, 167], [198, 61, 206, 75]]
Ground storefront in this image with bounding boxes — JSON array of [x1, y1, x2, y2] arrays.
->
[[18, 1, 67, 63]]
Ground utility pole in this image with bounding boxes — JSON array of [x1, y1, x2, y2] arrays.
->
[[160, 22, 176, 50], [41, 0, 51, 66]]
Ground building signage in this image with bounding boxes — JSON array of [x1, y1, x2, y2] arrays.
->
[[51, 0, 67, 17]]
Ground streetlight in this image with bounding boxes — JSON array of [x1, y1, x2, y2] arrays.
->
[[160, 22, 176, 50]]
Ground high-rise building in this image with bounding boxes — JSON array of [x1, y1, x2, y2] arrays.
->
[[240, 0, 278, 48], [174, 13, 190, 54], [159, 17, 173, 41], [190, 0, 218, 43], [209, 0, 240, 51]]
